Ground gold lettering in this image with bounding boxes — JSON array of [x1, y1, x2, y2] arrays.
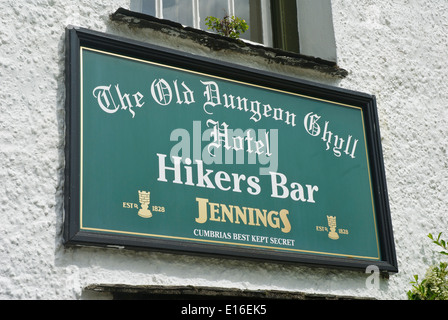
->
[[235, 206, 247, 224], [248, 208, 256, 226], [195, 197, 292, 233], [280, 209, 291, 233], [209, 202, 221, 221], [220, 204, 234, 223], [255, 208, 268, 227], [195, 198, 209, 223], [267, 210, 280, 229]]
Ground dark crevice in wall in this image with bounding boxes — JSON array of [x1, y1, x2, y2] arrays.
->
[[85, 284, 374, 300]]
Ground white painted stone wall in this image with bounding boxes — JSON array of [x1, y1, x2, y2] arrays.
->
[[1, 0, 447, 299]]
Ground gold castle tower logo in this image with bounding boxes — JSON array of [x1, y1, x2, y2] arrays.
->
[[327, 215, 339, 240], [138, 190, 152, 218]]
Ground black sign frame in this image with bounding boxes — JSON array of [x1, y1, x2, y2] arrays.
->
[[64, 26, 398, 273]]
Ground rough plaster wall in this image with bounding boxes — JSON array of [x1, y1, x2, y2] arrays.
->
[[0, 0, 447, 300], [0, 0, 127, 299], [332, 0, 448, 299]]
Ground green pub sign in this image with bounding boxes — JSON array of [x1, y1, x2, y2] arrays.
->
[[64, 27, 397, 272]]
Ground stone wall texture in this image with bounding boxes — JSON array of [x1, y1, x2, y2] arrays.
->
[[1, 0, 447, 299]]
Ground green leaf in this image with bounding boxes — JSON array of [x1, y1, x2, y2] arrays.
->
[[204, 14, 249, 39]]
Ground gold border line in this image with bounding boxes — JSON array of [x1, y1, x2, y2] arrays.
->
[[78, 47, 381, 261], [81, 226, 380, 260], [361, 111, 381, 259], [82, 47, 361, 111], [80, 47, 84, 229]]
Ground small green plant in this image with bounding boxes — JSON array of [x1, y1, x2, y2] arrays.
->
[[407, 233, 448, 300], [205, 15, 249, 39], [429, 232, 448, 256]]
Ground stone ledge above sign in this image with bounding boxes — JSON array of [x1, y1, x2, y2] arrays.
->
[[109, 7, 348, 79]]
